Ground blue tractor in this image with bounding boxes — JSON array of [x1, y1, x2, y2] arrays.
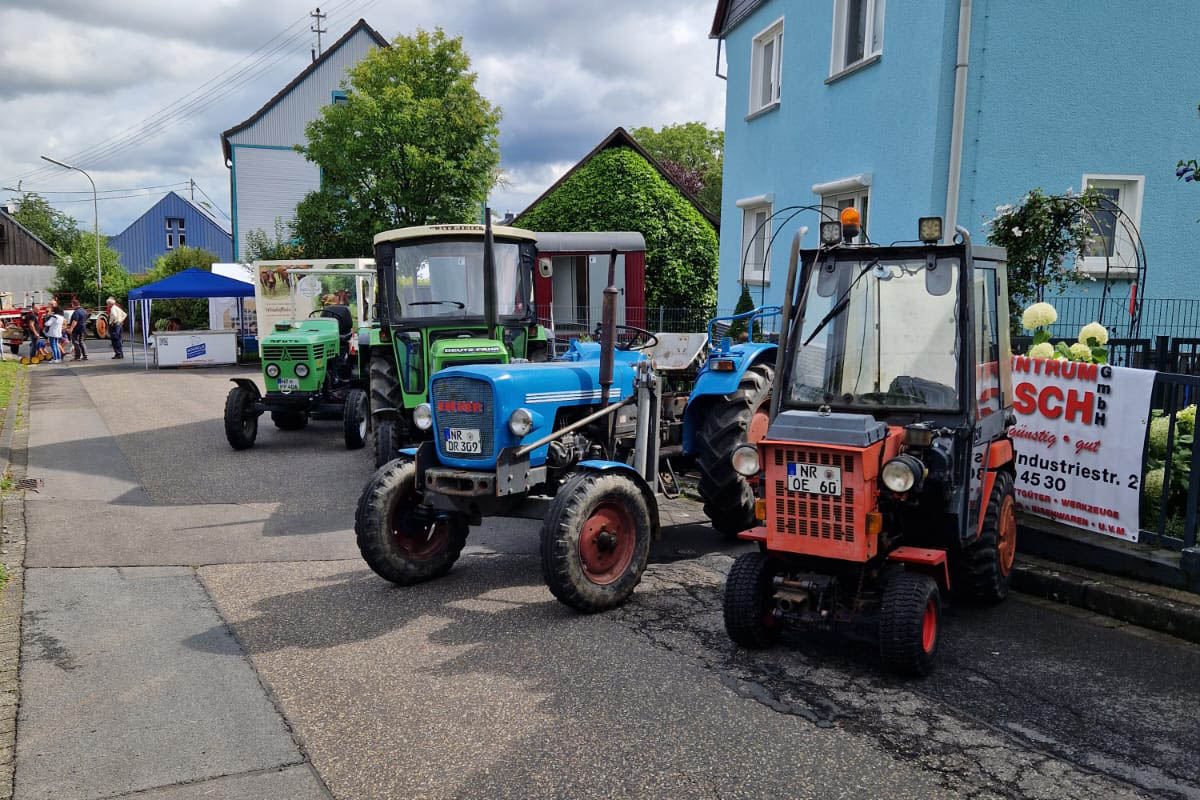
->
[[355, 249, 780, 611]]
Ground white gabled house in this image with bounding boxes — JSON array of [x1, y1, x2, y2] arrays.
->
[[221, 18, 388, 260]]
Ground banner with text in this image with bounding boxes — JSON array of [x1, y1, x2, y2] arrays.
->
[[1010, 356, 1155, 542]]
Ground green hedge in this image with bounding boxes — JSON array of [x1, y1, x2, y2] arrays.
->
[[516, 147, 718, 311]]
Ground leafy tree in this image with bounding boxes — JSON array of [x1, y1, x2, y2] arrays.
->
[[986, 187, 1104, 332], [629, 122, 723, 214], [143, 246, 219, 329], [244, 218, 306, 261], [293, 28, 501, 255], [51, 231, 129, 310], [10, 192, 80, 253], [516, 147, 718, 315]]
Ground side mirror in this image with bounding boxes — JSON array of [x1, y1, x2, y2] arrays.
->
[[538, 257, 553, 279]]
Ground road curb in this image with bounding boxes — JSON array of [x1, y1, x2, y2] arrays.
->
[[0, 366, 29, 799], [1012, 558, 1200, 646]]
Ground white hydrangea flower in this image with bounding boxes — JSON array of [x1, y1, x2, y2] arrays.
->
[[1011, 226, 1023, 237], [1068, 342, 1092, 361], [1021, 302, 1058, 330], [1029, 342, 1055, 359], [1077, 321, 1109, 345]]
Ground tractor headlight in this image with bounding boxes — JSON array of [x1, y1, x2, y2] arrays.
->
[[731, 444, 760, 477], [413, 403, 433, 431], [294, 362, 310, 378], [508, 407, 534, 437], [265, 363, 280, 378], [882, 455, 925, 493]]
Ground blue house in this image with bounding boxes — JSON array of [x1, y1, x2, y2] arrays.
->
[[710, 0, 1200, 336], [108, 191, 232, 274]]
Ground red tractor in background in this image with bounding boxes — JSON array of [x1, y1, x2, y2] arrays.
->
[[723, 211, 1016, 676]]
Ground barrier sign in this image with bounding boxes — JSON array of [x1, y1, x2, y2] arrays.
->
[[185, 343, 206, 360], [1010, 356, 1155, 542]]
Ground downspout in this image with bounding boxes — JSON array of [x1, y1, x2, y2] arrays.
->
[[944, 0, 971, 234]]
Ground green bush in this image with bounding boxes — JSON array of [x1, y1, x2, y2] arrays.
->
[[1141, 405, 1196, 532], [516, 147, 718, 314], [142, 247, 219, 330]]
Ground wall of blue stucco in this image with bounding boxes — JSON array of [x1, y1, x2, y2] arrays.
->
[[719, 0, 1200, 319], [107, 191, 232, 274]]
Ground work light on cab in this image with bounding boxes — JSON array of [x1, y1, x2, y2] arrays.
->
[[731, 443, 760, 477], [413, 403, 433, 431], [820, 221, 843, 245], [918, 216, 943, 244], [508, 407, 534, 437]]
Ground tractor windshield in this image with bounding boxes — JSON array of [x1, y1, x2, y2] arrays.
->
[[392, 237, 529, 321], [788, 255, 962, 411]]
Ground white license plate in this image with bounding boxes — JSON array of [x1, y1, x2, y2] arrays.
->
[[278, 378, 299, 392], [444, 428, 481, 454], [787, 463, 842, 496]]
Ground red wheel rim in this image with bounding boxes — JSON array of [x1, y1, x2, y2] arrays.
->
[[997, 495, 1017, 576], [388, 498, 449, 558], [578, 501, 636, 585], [748, 407, 770, 444], [921, 599, 938, 653]]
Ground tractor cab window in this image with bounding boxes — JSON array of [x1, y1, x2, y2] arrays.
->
[[392, 238, 529, 321], [788, 255, 961, 411]]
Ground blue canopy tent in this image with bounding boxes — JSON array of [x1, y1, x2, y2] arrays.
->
[[127, 268, 255, 369]]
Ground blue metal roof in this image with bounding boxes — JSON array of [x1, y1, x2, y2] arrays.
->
[[107, 191, 232, 274]]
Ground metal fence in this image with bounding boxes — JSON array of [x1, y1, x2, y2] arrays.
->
[[1036, 296, 1200, 341]]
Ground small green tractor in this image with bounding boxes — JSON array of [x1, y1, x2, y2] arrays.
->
[[224, 269, 373, 451], [360, 217, 552, 467]]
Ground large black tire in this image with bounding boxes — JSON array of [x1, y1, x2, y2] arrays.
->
[[224, 386, 258, 450], [540, 471, 652, 613], [371, 354, 408, 467], [695, 363, 774, 537], [271, 410, 308, 430], [355, 459, 469, 585], [343, 388, 368, 450], [723, 551, 782, 649], [879, 571, 941, 677], [953, 470, 1016, 604]]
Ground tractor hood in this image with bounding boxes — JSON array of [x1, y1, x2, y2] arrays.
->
[[262, 318, 338, 345], [428, 348, 644, 470], [430, 336, 506, 363]]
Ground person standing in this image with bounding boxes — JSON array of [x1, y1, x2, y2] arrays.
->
[[68, 299, 88, 361], [105, 297, 126, 359], [43, 309, 63, 363]]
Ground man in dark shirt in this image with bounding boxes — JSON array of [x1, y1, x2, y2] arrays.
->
[[68, 300, 88, 361]]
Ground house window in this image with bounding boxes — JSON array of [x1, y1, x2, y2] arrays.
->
[[830, 0, 885, 76], [822, 188, 870, 244], [1081, 174, 1143, 274], [749, 18, 783, 116], [740, 202, 772, 285], [332, 90, 348, 106], [165, 217, 185, 250]]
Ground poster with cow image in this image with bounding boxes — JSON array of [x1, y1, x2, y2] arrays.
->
[[251, 259, 373, 334], [1009, 355, 1156, 542]]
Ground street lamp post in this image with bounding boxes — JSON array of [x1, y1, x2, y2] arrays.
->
[[40, 156, 101, 310]]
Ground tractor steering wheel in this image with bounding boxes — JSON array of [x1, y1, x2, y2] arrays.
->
[[613, 324, 658, 351], [308, 309, 324, 318]]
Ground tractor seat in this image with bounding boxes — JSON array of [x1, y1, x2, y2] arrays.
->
[[321, 305, 353, 341]]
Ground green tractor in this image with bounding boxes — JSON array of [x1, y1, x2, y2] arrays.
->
[[361, 218, 551, 466], [224, 268, 375, 451]]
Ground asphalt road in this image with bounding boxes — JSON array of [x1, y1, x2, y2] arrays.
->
[[15, 359, 1200, 799]]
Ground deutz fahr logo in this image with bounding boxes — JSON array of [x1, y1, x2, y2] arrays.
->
[[437, 400, 484, 413]]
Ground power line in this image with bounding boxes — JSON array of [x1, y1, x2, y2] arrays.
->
[[4, 182, 191, 195], [190, 182, 231, 221]]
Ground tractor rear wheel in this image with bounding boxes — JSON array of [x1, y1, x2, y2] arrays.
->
[[371, 354, 408, 467], [355, 459, 468, 585], [343, 388, 368, 450], [879, 571, 941, 677], [540, 471, 652, 613], [953, 470, 1016, 604], [723, 551, 782, 649], [271, 410, 308, 430], [696, 363, 773, 537], [224, 386, 258, 450]]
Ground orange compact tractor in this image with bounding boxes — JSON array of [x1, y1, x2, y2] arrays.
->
[[723, 212, 1016, 676]]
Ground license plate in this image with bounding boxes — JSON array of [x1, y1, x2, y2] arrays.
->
[[444, 428, 481, 454], [278, 378, 299, 392], [787, 463, 842, 496]]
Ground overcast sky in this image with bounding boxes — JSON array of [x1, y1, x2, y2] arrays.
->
[[0, 0, 726, 238]]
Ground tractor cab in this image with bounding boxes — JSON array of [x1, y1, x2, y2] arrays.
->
[[723, 212, 1017, 676]]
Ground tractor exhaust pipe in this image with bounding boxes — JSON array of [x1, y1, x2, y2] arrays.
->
[[483, 208, 498, 336], [770, 226, 807, 421], [597, 248, 619, 453]]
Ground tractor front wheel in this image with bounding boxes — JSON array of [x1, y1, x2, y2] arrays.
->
[[540, 471, 652, 613], [696, 363, 773, 537], [723, 551, 781, 649], [374, 418, 406, 468], [224, 386, 258, 450], [343, 388, 368, 450], [271, 410, 308, 431], [953, 471, 1016, 604], [355, 459, 468, 585], [879, 571, 941, 677]]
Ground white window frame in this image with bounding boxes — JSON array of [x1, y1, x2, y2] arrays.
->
[[737, 194, 774, 286], [1080, 174, 1143, 276], [829, 0, 885, 79], [748, 17, 783, 118], [821, 187, 871, 245]]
